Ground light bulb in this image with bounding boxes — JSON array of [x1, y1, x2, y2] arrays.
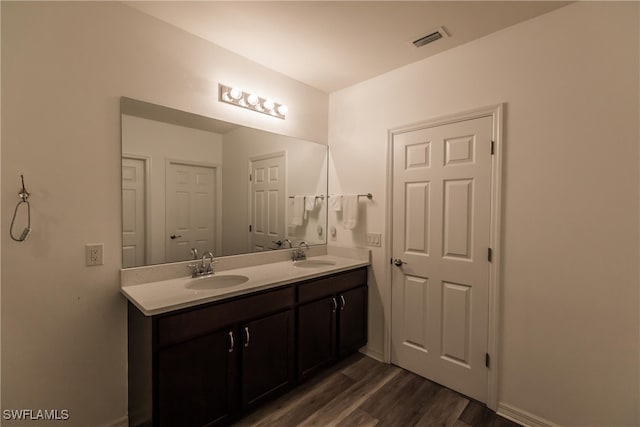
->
[[229, 87, 243, 100], [247, 93, 259, 106], [263, 99, 275, 111], [277, 104, 288, 116]]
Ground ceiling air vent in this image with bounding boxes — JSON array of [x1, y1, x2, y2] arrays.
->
[[411, 27, 448, 48]]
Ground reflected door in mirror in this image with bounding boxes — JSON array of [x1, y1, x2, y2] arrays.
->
[[166, 161, 218, 262], [122, 157, 147, 268], [250, 154, 285, 251]]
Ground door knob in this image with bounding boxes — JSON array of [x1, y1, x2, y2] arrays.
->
[[393, 258, 407, 267], [170, 234, 182, 240]]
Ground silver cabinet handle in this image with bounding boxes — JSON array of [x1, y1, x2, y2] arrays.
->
[[340, 295, 346, 310], [244, 326, 250, 348], [228, 331, 234, 353], [332, 297, 337, 312]]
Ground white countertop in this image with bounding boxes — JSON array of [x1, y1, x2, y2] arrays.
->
[[121, 254, 369, 316]]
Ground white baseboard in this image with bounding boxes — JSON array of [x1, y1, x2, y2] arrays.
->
[[359, 346, 384, 362], [498, 402, 560, 427], [98, 415, 129, 427]]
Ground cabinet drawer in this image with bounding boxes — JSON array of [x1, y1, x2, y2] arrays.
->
[[298, 268, 367, 304], [158, 286, 295, 348]]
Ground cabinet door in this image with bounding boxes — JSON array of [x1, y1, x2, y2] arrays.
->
[[241, 310, 295, 409], [157, 329, 237, 427], [338, 286, 368, 358], [298, 296, 337, 379]]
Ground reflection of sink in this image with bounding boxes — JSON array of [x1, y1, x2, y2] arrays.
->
[[293, 259, 337, 268], [186, 275, 249, 290]]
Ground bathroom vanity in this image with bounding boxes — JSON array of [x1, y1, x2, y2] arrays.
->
[[124, 256, 368, 427], [119, 97, 369, 426]]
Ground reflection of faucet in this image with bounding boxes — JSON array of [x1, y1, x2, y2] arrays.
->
[[272, 239, 293, 249], [202, 251, 215, 273], [188, 251, 217, 277], [190, 247, 198, 260], [292, 241, 308, 261]]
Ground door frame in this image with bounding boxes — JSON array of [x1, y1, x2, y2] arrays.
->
[[385, 104, 504, 410], [165, 158, 223, 258], [247, 151, 287, 251], [122, 153, 151, 266]]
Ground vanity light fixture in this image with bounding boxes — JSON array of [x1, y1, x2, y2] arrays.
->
[[219, 83, 288, 120]]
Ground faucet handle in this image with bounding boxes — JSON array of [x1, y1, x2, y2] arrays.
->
[[187, 263, 200, 275]]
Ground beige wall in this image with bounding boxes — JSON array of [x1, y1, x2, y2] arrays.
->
[[0, 2, 327, 426], [328, 2, 639, 426]]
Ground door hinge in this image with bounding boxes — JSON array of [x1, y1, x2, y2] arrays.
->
[[249, 225, 252, 232], [487, 247, 493, 262], [485, 353, 490, 368], [490, 140, 495, 155], [249, 174, 252, 181]]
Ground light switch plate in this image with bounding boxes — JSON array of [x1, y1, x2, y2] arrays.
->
[[86, 243, 104, 266], [366, 232, 382, 247]]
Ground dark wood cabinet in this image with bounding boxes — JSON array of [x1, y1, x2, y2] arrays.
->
[[128, 267, 366, 427], [298, 295, 337, 378], [338, 285, 368, 358], [241, 309, 295, 409], [297, 268, 368, 380], [157, 329, 236, 427]]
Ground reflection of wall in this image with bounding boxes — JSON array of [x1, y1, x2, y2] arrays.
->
[[122, 115, 223, 264], [222, 127, 327, 255], [1, 2, 328, 426]]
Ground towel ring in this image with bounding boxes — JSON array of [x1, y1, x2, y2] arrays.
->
[[10, 175, 32, 242]]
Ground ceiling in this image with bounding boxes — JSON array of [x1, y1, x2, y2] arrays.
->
[[125, 1, 570, 93]]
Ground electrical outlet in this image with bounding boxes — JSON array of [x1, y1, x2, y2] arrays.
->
[[86, 243, 104, 266], [366, 232, 382, 247]]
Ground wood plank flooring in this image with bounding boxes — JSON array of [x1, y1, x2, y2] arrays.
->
[[232, 353, 521, 427]]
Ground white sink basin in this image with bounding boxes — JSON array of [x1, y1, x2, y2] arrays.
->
[[293, 259, 337, 268], [185, 275, 249, 290]]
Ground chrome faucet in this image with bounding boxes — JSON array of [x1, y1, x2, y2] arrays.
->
[[188, 251, 217, 277], [291, 241, 309, 261], [190, 247, 198, 260], [283, 239, 293, 248]]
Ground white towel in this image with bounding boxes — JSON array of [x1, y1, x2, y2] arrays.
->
[[305, 196, 317, 211], [289, 196, 304, 226], [304, 195, 316, 220], [328, 195, 342, 212], [342, 195, 359, 230]]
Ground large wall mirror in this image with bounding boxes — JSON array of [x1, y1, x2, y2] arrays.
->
[[121, 97, 328, 268]]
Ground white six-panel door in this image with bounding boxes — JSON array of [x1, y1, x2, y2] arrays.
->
[[250, 154, 286, 252], [391, 115, 493, 402], [165, 161, 217, 262]]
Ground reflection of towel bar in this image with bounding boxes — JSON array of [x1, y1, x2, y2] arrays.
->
[[328, 193, 373, 201], [288, 195, 325, 200], [288, 193, 373, 201]]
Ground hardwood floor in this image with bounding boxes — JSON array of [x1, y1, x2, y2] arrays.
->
[[232, 353, 521, 427]]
